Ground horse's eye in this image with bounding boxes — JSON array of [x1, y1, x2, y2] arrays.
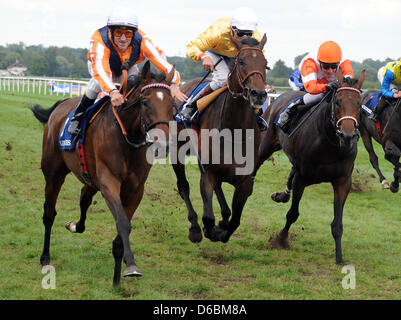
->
[[239, 59, 245, 66]]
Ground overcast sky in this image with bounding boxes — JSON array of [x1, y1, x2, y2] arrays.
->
[[1, 0, 400, 69]]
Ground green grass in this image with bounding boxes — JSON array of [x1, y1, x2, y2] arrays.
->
[[1, 90, 401, 300]]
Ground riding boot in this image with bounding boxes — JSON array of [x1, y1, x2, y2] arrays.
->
[[278, 97, 304, 133], [180, 84, 213, 122], [68, 95, 96, 136], [369, 98, 386, 122], [256, 108, 268, 131]]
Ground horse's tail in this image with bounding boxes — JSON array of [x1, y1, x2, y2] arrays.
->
[[30, 99, 68, 124]]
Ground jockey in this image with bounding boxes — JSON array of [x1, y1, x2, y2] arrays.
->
[[68, 6, 187, 136], [180, 7, 268, 131], [288, 69, 304, 91], [369, 59, 401, 121], [277, 40, 354, 133]]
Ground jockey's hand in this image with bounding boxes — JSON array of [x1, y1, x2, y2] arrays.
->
[[110, 91, 126, 107], [326, 80, 339, 92], [170, 84, 188, 103], [394, 91, 401, 99], [202, 55, 215, 72]]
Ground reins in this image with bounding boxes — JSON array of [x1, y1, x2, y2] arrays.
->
[[227, 47, 265, 99], [112, 69, 172, 148]]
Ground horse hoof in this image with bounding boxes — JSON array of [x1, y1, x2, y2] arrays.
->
[[381, 180, 390, 189], [390, 183, 399, 193], [271, 192, 290, 203], [188, 232, 203, 243], [123, 265, 142, 277], [65, 221, 77, 233], [218, 220, 229, 230]]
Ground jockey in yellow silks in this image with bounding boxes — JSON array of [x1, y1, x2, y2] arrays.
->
[[369, 59, 401, 121], [179, 7, 268, 131]]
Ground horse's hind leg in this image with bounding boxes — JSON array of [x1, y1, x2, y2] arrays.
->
[[384, 141, 401, 193], [215, 182, 231, 230], [360, 128, 389, 188], [272, 166, 295, 203], [40, 164, 69, 266], [278, 173, 305, 247], [66, 185, 98, 233], [172, 162, 202, 243]]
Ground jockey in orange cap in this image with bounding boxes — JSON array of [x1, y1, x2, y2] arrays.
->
[[68, 6, 187, 137], [277, 40, 354, 133]]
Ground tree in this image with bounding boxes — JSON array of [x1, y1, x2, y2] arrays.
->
[[27, 55, 49, 76], [268, 59, 293, 78]]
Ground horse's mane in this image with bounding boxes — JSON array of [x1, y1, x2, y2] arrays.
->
[[127, 68, 167, 91], [240, 37, 260, 47], [343, 77, 359, 87]]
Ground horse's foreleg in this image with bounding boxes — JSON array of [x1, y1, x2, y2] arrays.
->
[[279, 173, 305, 246], [384, 140, 401, 193], [331, 176, 351, 265], [272, 166, 295, 203], [66, 185, 97, 233], [200, 172, 221, 241], [98, 172, 136, 277], [361, 129, 388, 188], [172, 162, 202, 243], [40, 168, 69, 266], [214, 181, 231, 230], [221, 177, 254, 243]]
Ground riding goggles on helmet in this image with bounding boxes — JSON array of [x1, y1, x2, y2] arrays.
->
[[320, 62, 339, 70], [113, 28, 136, 38], [232, 27, 253, 37]]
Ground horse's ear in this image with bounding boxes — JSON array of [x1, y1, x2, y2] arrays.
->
[[165, 65, 176, 85], [336, 69, 344, 86], [356, 69, 366, 90], [141, 60, 152, 84], [259, 33, 267, 49], [229, 31, 242, 50]]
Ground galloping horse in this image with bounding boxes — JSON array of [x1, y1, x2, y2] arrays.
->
[[31, 61, 176, 286], [359, 91, 401, 192], [172, 34, 267, 243], [256, 71, 366, 264]]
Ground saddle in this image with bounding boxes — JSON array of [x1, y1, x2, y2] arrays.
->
[[175, 83, 227, 129], [59, 96, 109, 151], [360, 92, 382, 116]]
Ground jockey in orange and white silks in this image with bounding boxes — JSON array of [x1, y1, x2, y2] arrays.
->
[[277, 40, 354, 133], [180, 7, 268, 131], [68, 6, 187, 137]]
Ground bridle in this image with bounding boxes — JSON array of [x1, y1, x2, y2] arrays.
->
[[331, 86, 361, 137], [227, 47, 266, 100], [113, 80, 172, 148]]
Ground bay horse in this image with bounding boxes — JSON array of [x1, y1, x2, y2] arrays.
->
[[255, 71, 366, 264], [31, 61, 176, 286], [359, 90, 401, 192], [172, 34, 267, 243]]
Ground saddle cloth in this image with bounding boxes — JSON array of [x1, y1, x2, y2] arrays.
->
[[273, 95, 304, 129], [59, 96, 109, 150], [361, 92, 382, 116]]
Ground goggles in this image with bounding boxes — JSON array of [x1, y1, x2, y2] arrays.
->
[[232, 27, 253, 37], [113, 28, 135, 38], [321, 62, 339, 70]]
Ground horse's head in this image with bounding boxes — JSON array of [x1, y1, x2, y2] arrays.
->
[[228, 33, 268, 109], [125, 61, 175, 158], [332, 70, 366, 146]]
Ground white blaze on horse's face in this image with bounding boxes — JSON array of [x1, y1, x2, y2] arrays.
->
[[156, 91, 164, 101]]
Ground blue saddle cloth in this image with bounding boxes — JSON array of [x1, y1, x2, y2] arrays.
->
[[59, 96, 109, 150], [273, 96, 303, 129], [174, 82, 210, 128], [361, 92, 382, 115]]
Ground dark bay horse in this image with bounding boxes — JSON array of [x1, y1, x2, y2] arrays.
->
[[256, 71, 366, 264], [172, 34, 267, 243], [31, 61, 176, 286], [359, 91, 401, 191]]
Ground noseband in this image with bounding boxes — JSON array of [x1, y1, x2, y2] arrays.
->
[[331, 86, 361, 136], [227, 47, 266, 99], [113, 82, 171, 148]]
